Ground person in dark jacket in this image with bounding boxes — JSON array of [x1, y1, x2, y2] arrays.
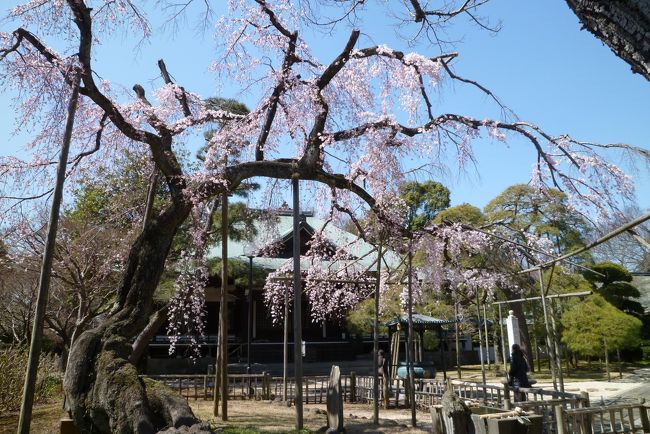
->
[[377, 349, 389, 378], [508, 344, 531, 401]]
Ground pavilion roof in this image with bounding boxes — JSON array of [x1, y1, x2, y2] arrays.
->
[[207, 209, 401, 272], [386, 313, 457, 331]]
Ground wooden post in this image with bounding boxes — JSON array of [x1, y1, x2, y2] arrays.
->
[[407, 249, 417, 427], [18, 73, 81, 434], [483, 301, 491, 371], [219, 192, 229, 420], [430, 406, 443, 434], [475, 290, 487, 390], [538, 268, 558, 391], [373, 241, 383, 424], [639, 398, 650, 432], [580, 391, 592, 433], [503, 383, 511, 410], [292, 177, 303, 430], [498, 303, 507, 374], [350, 371, 357, 403], [554, 404, 567, 434], [604, 339, 611, 382], [262, 372, 269, 400]]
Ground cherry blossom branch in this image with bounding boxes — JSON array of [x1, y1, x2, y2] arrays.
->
[[157, 59, 192, 117], [254, 29, 298, 161], [408, 0, 498, 32]]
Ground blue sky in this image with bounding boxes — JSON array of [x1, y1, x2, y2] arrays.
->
[[1, 1, 648, 214]]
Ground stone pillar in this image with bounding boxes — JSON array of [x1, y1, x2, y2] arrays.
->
[[326, 365, 344, 433], [506, 310, 520, 358]]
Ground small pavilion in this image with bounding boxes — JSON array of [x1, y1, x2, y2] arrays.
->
[[386, 313, 457, 380]]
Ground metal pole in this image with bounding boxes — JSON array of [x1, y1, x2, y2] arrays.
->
[[373, 242, 383, 425], [292, 177, 303, 430], [18, 73, 80, 434], [407, 249, 416, 428]]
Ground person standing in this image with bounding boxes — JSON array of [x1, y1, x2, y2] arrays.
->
[[508, 344, 531, 402], [377, 349, 390, 408]]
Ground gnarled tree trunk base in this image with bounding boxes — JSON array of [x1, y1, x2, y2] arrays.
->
[[64, 323, 212, 434]]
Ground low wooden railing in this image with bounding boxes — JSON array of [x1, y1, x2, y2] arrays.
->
[[144, 373, 273, 401], [555, 399, 650, 434], [143, 372, 648, 434]]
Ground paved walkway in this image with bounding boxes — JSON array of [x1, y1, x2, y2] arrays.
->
[[533, 367, 650, 405]]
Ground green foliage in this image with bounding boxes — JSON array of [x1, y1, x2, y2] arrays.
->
[[484, 184, 590, 256], [0, 348, 61, 414], [583, 261, 632, 284], [220, 257, 269, 290], [583, 262, 644, 317], [562, 294, 642, 357], [433, 203, 484, 226], [210, 203, 258, 244], [399, 180, 450, 230], [346, 297, 387, 337], [201, 97, 251, 161], [346, 283, 457, 339]]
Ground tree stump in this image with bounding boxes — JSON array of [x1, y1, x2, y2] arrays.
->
[[440, 388, 475, 434]]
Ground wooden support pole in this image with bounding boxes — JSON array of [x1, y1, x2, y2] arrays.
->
[[407, 249, 417, 427], [18, 74, 80, 434], [219, 192, 229, 420], [538, 268, 558, 391], [498, 303, 507, 374], [639, 398, 650, 432], [373, 242, 383, 423], [455, 293, 462, 379], [554, 404, 567, 434], [292, 177, 303, 430], [475, 290, 487, 388]]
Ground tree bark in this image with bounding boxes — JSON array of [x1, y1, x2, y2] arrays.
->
[[63, 203, 212, 433], [566, 0, 650, 82]]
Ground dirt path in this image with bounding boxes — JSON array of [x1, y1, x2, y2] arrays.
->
[[191, 400, 432, 433]]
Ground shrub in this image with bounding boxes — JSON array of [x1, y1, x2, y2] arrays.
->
[[0, 347, 62, 415]]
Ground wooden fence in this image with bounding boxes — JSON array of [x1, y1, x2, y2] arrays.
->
[[142, 373, 650, 434], [555, 399, 650, 434]]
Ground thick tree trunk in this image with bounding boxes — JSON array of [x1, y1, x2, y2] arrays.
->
[[130, 305, 168, 367], [566, 0, 650, 81], [63, 204, 212, 433]]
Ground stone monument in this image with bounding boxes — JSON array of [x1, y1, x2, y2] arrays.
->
[[506, 310, 520, 357], [326, 365, 345, 433]]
